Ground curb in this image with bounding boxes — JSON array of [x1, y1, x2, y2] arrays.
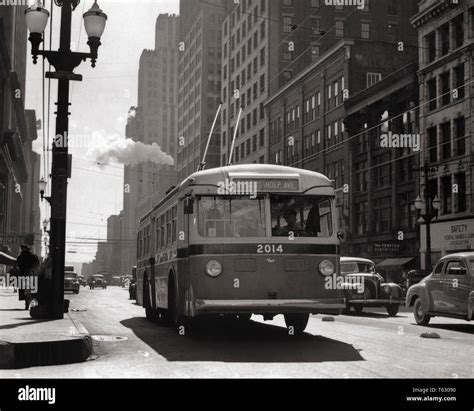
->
[[0, 317, 93, 370]]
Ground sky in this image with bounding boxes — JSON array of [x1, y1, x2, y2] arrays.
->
[[25, 0, 180, 264]]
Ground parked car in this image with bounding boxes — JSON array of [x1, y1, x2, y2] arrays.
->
[[89, 274, 107, 290], [406, 252, 474, 326], [64, 272, 80, 294], [400, 269, 430, 296], [77, 274, 87, 287], [340, 257, 403, 316]]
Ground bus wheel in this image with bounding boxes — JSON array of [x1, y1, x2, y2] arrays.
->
[[168, 276, 181, 329], [284, 314, 309, 336], [144, 280, 159, 322]]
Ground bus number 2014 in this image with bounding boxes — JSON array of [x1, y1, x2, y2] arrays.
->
[[257, 244, 284, 254]]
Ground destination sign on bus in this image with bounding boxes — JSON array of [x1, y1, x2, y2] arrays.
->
[[234, 179, 300, 192]]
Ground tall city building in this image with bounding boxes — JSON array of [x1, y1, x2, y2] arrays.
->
[[136, 14, 179, 219], [121, 14, 179, 276], [176, 0, 231, 181], [411, 0, 474, 267], [220, 0, 418, 167]]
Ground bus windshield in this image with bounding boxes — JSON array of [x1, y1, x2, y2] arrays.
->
[[271, 195, 333, 238], [198, 196, 266, 238]]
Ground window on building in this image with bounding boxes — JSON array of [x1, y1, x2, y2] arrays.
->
[[426, 31, 436, 63], [452, 13, 464, 49], [440, 23, 450, 55], [455, 173, 466, 213], [427, 78, 437, 111], [355, 201, 368, 236], [335, 20, 344, 37], [283, 16, 293, 33], [455, 116, 465, 156], [440, 71, 451, 106], [442, 175, 452, 215], [428, 126, 438, 163], [361, 22, 370, 39], [374, 197, 391, 233], [441, 121, 451, 159], [454, 63, 465, 99], [388, 0, 398, 15]]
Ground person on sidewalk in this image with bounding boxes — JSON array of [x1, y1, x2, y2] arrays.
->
[[30, 256, 52, 319], [16, 245, 40, 310]]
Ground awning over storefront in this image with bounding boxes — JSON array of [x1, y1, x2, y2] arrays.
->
[[0, 251, 17, 266], [376, 258, 415, 268]]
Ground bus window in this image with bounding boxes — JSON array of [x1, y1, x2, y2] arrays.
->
[[198, 197, 266, 238], [271, 195, 333, 238]]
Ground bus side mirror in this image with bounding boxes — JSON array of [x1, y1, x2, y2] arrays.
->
[[184, 198, 194, 215], [337, 231, 345, 241]]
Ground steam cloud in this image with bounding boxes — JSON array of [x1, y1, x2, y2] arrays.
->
[[92, 138, 174, 167]]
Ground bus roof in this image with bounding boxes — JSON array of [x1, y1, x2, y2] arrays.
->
[[141, 165, 334, 223], [183, 164, 332, 188]]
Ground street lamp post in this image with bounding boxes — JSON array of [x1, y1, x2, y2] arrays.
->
[[415, 163, 441, 272], [26, 0, 107, 319]]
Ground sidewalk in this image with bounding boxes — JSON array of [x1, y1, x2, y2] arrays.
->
[[0, 290, 92, 369]]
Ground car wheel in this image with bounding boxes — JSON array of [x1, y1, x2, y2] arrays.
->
[[284, 314, 309, 336], [413, 297, 431, 326], [386, 304, 399, 317]]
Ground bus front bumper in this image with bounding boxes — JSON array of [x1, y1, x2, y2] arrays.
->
[[195, 299, 345, 315]]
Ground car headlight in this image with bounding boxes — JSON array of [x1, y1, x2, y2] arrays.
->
[[319, 260, 335, 276], [383, 284, 391, 296], [206, 260, 222, 277]]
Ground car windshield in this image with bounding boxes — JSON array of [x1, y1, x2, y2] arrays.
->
[[341, 261, 375, 274], [271, 195, 333, 238], [198, 196, 266, 238], [65, 273, 77, 279], [93, 276, 104, 279]]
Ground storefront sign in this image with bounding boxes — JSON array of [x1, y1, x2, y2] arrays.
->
[[420, 219, 474, 252]]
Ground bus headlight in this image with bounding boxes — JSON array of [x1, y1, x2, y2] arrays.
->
[[319, 260, 335, 276], [206, 260, 222, 277]]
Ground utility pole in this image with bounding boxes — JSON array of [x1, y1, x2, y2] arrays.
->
[[26, 0, 107, 319]]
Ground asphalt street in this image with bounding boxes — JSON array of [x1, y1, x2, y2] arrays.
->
[[2, 287, 473, 378]]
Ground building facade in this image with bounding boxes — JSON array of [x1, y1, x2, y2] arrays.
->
[[411, 0, 474, 267], [344, 63, 420, 281], [0, 6, 40, 257], [223, 0, 419, 167], [176, 0, 231, 181]]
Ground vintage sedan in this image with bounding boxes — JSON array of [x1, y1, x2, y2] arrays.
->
[[406, 252, 474, 325], [340, 257, 403, 316], [64, 272, 80, 294], [89, 274, 107, 290]]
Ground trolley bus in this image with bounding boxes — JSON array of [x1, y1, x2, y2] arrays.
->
[[136, 164, 344, 335]]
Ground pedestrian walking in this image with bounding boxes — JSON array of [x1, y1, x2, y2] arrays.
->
[[16, 245, 40, 310]]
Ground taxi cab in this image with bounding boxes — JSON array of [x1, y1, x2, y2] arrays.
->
[[406, 252, 474, 325]]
